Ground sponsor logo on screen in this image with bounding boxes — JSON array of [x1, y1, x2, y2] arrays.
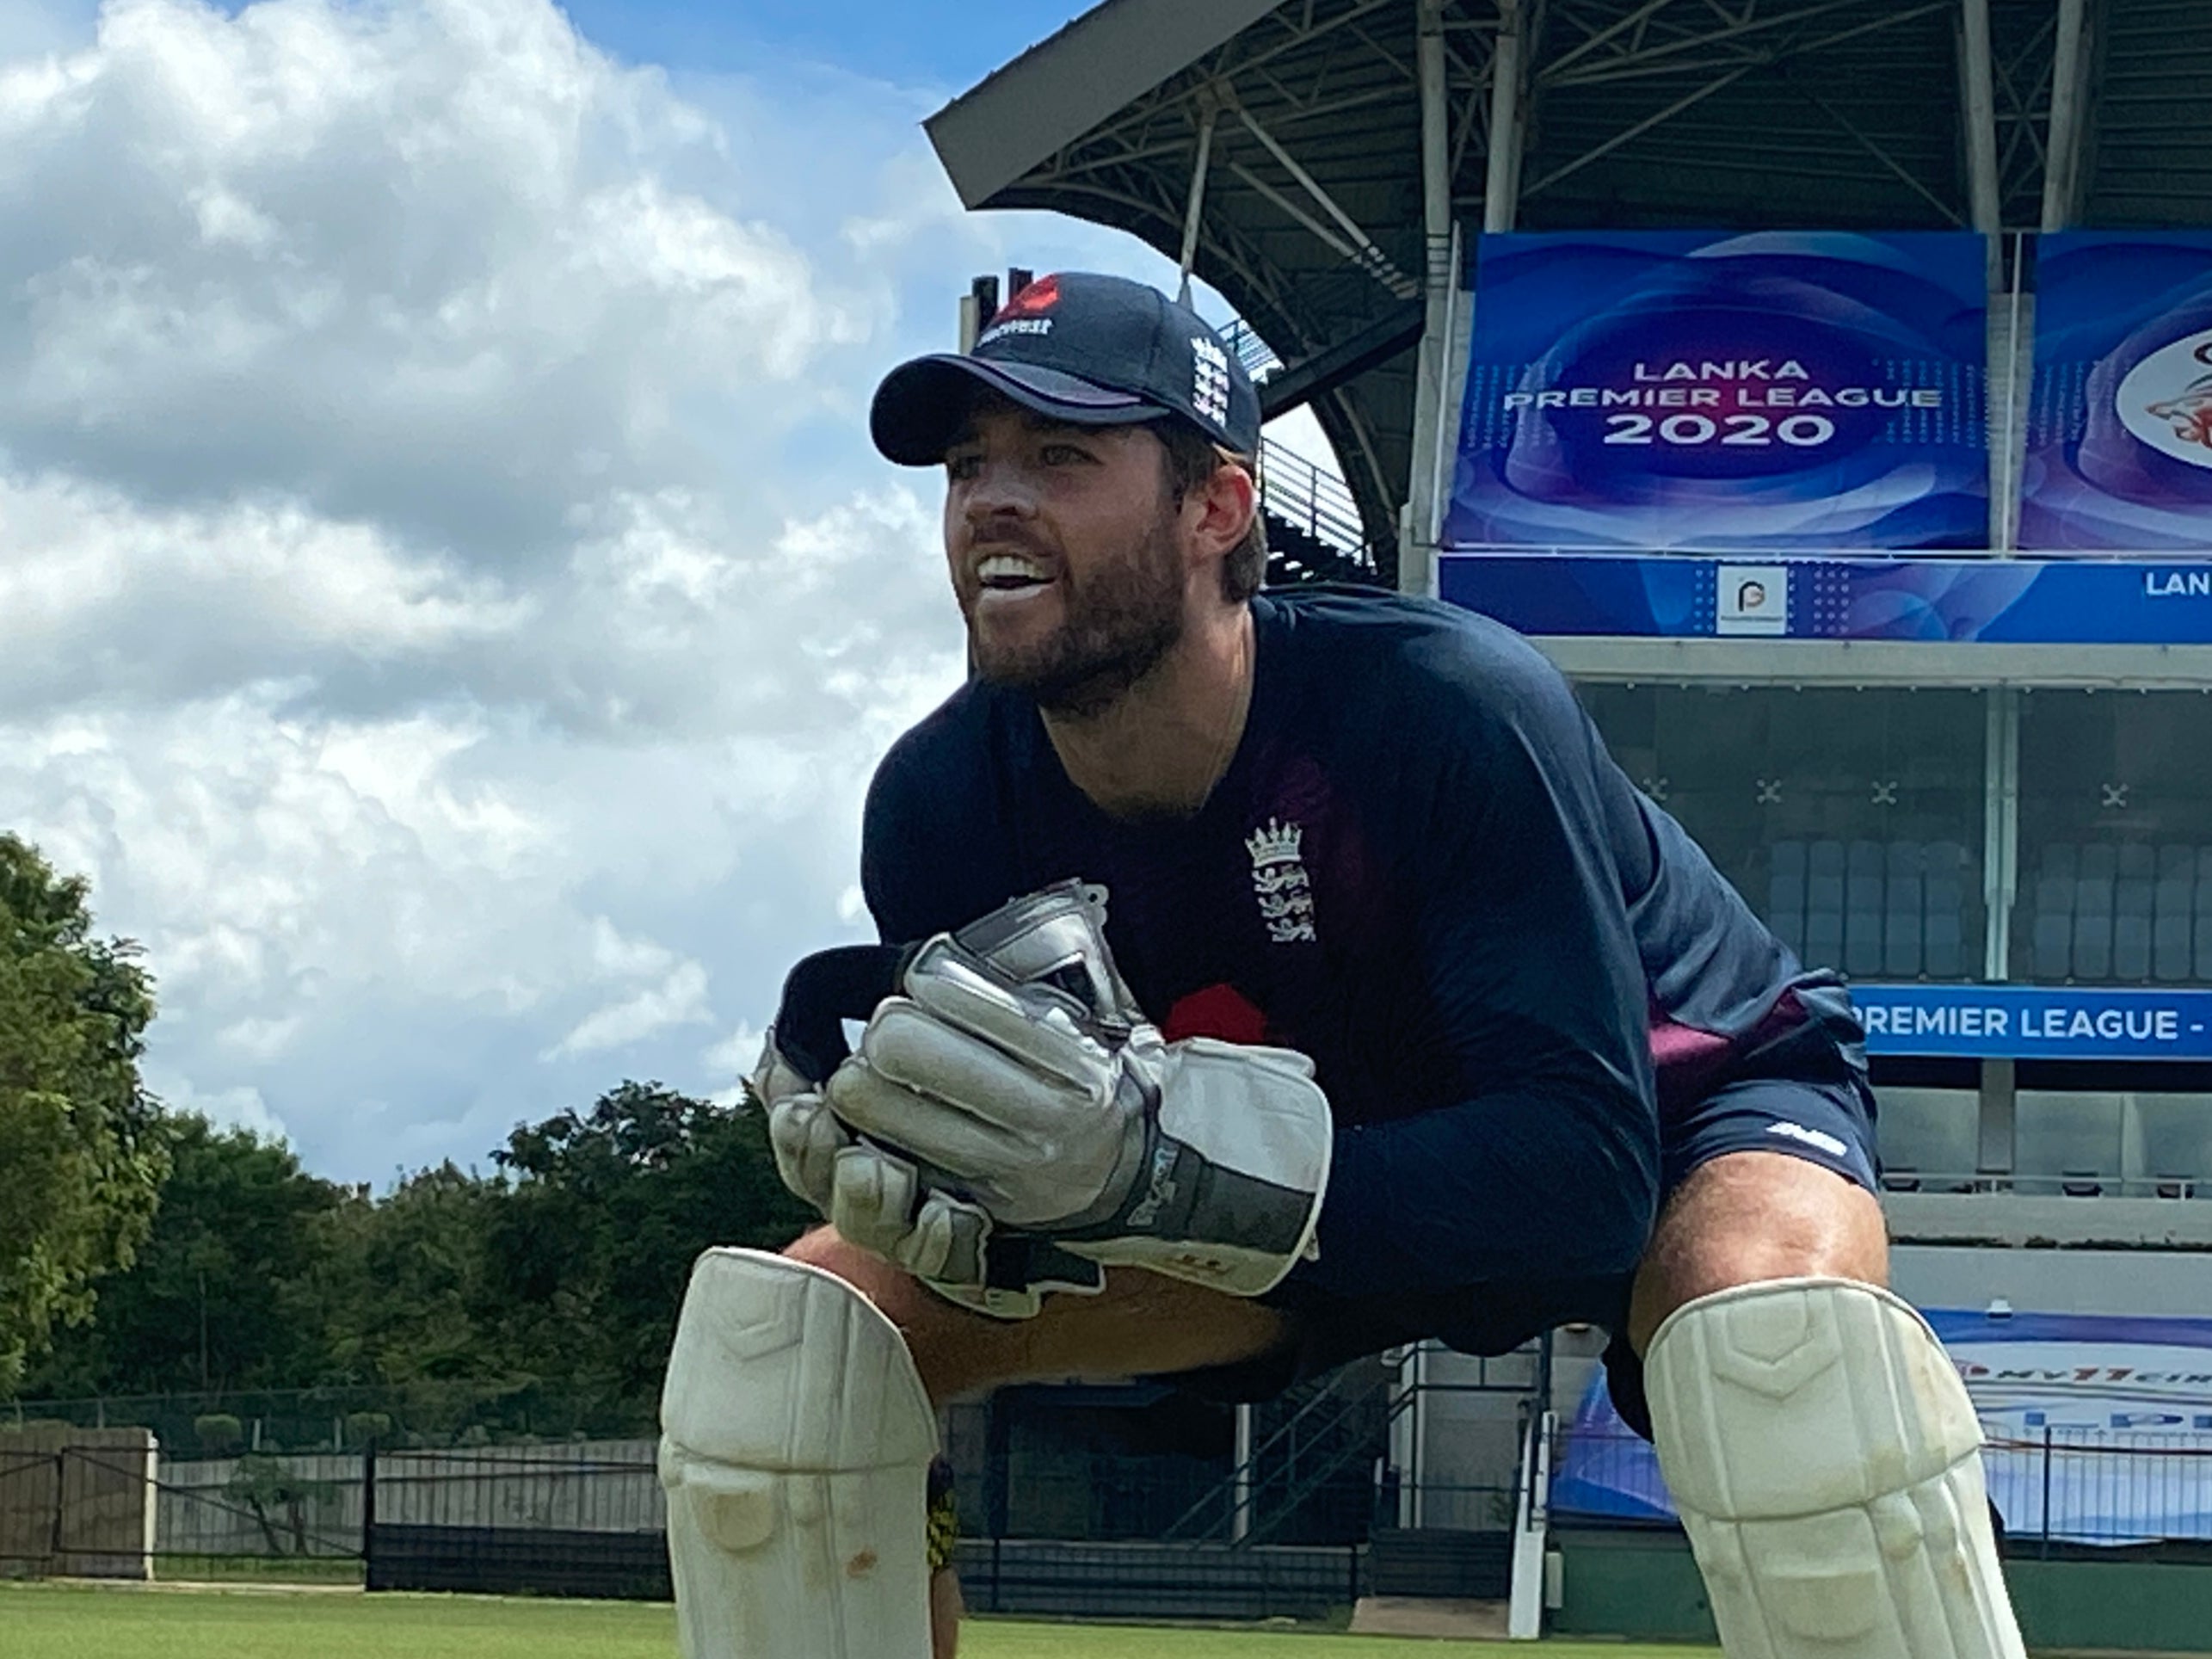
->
[[2118, 328, 2212, 471], [1716, 564, 1789, 634]]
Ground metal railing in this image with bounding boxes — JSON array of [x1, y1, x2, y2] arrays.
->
[[1554, 1422, 2212, 1551], [1217, 319, 1282, 385], [1162, 1357, 1402, 1545], [1877, 1168, 2212, 1199], [1217, 316, 1383, 579], [1259, 436, 1372, 569]]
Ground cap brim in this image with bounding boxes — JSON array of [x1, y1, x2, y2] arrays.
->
[[869, 355, 1163, 466]]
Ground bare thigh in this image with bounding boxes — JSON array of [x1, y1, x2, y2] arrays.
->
[[1624, 1149, 1889, 1354], [784, 1225, 1292, 1403]]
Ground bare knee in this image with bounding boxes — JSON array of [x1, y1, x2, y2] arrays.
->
[[1627, 1151, 1889, 1353], [780, 1225, 1028, 1403]]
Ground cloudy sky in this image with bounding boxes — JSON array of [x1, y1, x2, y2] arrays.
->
[[0, 0, 1328, 1181]]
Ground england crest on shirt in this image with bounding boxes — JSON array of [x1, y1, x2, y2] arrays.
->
[[1245, 817, 1316, 944]]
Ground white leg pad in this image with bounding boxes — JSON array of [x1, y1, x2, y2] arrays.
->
[[658, 1248, 938, 1659], [1645, 1277, 2026, 1659]]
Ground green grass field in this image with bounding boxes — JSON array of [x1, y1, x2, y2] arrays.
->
[[0, 1582, 1715, 1659]]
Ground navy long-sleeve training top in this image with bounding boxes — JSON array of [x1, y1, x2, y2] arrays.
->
[[860, 588, 1865, 1300]]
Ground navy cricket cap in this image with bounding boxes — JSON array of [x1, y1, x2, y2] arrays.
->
[[870, 272, 1263, 466]]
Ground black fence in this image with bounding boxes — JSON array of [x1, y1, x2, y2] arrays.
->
[[950, 1537, 1367, 1622], [363, 1444, 663, 1598]]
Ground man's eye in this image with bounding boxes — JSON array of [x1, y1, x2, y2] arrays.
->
[[1041, 443, 1092, 465], [946, 454, 982, 480]]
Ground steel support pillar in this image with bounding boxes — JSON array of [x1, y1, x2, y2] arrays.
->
[[1958, 0, 2002, 281], [1401, 0, 1456, 596], [1485, 0, 1528, 233], [1176, 102, 1218, 305], [1231, 96, 1416, 297], [1983, 685, 2020, 983], [2042, 0, 2090, 231]]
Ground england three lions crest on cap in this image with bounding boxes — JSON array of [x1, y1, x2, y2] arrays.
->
[[1191, 336, 1232, 429], [1246, 818, 1316, 945]]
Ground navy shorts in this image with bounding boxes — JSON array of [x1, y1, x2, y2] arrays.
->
[[1165, 1072, 1879, 1440]]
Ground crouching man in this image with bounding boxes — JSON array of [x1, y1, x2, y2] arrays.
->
[[658, 274, 2025, 1659]]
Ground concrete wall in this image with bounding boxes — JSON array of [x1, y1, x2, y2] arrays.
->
[[0, 1427, 157, 1579], [1894, 1243, 2212, 1319]]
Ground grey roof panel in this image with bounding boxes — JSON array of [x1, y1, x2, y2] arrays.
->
[[927, 0, 1285, 208]]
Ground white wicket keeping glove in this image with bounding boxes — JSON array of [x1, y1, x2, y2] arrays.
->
[[755, 885, 1135, 1317], [824, 932, 1333, 1299]]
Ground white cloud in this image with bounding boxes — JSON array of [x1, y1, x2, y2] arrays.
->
[[154, 1074, 289, 1144], [549, 959, 711, 1058], [0, 0, 1193, 1182]]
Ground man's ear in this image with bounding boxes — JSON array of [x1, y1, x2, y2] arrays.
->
[[1191, 459, 1258, 558]]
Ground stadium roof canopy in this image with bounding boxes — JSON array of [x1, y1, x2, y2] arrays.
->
[[925, 0, 2212, 583]]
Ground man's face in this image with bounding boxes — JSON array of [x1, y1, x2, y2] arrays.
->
[[941, 399, 1192, 715]]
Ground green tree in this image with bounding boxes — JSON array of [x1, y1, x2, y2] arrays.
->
[[485, 1082, 812, 1407], [27, 1115, 342, 1396], [0, 834, 166, 1395], [317, 1160, 508, 1385]]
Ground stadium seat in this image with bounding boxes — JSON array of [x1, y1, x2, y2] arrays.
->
[[2154, 873, 2195, 982], [1923, 841, 1969, 879], [2030, 875, 2073, 980], [2133, 1094, 2212, 1200], [2080, 843, 2119, 883], [2115, 878, 2154, 981], [1766, 873, 1807, 955], [1876, 1088, 1977, 1190], [2117, 842, 2156, 881], [2073, 874, 2115, 980], [2016, 1091, 2125, 1197], [1920, 842, 1972, 979], [2041, 842, 2079, 881], [1924, 908, 1966, 978], [1845, 841, 1885, 977], [1803, 841, 1845, 970], [1765, 840, 1808, 955], [1884, 867, 1924, 978], [1803, 909, 1844, 973], [2198, 875, 2212, 980], [2159, 843, 2197, 883]]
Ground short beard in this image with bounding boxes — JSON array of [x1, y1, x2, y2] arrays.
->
[[970, 512, 1186, 719]]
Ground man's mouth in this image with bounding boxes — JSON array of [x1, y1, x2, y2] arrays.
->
[[976, 552, 1053, 594]]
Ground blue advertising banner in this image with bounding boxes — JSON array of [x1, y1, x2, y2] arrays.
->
[[1438, 552, 2212, 643], [1445, 231, 1988, 552], [1554, 1309, 2212, 1545], [1852, 984, 2212, 1062], [2022, 231, 2212, 552]]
